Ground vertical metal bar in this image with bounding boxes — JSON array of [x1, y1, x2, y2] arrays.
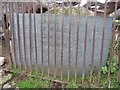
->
[[16, 2, 22, 70], [75, 1, 80, 82], [7, 2, 12, 68], [118, 43, 120, 82], [8, 2, 11, 64], [98, 1, 107, 83], [118, 25, 120, 82], [5, 4, 9, 35], [0, 1, 12, 68], [0, 1, 2, 57], [54, 1, 57, 79], [60, 0, 64, 80], [4, 3, 10, 66], [10, 2, 17, 68], [33, 2, 38, 74], [9, 2, 13, 62], [28, 2, 32, 74], [82, 0, 88, 84], [47, 2, 50, 77], [22, 2, 27, 70], [40, 2, 44, 76], [108, 1, 117, 88], [68, 0, 72, 81], [89, 1, 97, 84]]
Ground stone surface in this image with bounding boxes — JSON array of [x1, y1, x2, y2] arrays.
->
[[47, 7, 94, 16], [4, 74, 12, 81], [0, 73, 12, 85], [0, 78, 4, 85], [0, 57, 4, 66], [13, 13, 113, 75], [0, 87, 2, 89], [3, 83, 11, 88], [0, 71, 17, 89], [0, 70, 3, 78], [0, 57, 17, 89]]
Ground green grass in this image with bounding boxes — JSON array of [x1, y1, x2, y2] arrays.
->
[[12, 66, 120, 88], [16, 77, 50, 88], [12, 55, 120, 88]]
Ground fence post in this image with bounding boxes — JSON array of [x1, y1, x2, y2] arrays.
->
[[0, 1, 2, 57], [118, 26, 120, 82], [0, 2, 2, 21], [0, 1, 12, 68]]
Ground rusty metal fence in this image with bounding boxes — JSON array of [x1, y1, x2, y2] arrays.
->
[[0, 0, 119, 87]]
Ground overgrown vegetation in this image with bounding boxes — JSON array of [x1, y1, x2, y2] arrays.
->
[[11, 54, 119, 88], [102, 56, 118, 75], [101, 56, 119, 88]]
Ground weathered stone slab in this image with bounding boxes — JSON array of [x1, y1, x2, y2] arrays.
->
[[0, 57, 4, 66], [13, 13, 113, 76]]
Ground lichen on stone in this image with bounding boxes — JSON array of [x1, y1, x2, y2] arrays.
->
[[46, 7, 94, 16]]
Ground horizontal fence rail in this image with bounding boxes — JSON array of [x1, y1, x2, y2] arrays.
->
[[0, 0, 119, 88]]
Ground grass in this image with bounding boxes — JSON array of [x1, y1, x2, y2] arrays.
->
[[11, 65, 120, 88], [11, 67, 50, 88], [11, 56, 120, 88], [16, 77, 50, 88]]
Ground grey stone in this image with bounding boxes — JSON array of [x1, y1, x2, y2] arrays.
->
[[0, 86, 2, 90], [0, 78, 4, 85], [3, 83, 11, 88], [15, 87, 19, 90], [0, 71, 3, 78], [0, 74, 12, 85], [11, 81, 16, 87], [4, 74, 12, 81], [0, 57, 4, 66], [13, 13, 113, 76]]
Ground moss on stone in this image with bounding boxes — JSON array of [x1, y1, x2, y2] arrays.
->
[[46, 7, 94, 16]]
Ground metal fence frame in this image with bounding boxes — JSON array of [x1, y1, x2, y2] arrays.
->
[[0, 0, 119, 87]]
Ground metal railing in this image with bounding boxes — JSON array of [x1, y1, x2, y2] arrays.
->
[[0, 0, 119, 87]]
